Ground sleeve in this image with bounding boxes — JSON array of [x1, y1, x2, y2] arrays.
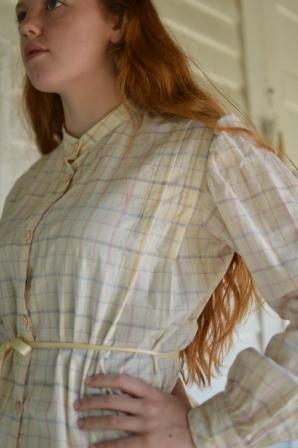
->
[[186, 114, 298, 448]]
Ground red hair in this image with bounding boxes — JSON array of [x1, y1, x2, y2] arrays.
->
[[19, 0, 297, 388]]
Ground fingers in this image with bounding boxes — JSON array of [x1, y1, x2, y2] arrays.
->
[[91, 435, 143, 448], [84, 373, 161, 399], [75, 393, 143, 415], [77, 414, 143, 433]]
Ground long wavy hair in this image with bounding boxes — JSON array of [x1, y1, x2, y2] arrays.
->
[[18, 0, 297, 388]]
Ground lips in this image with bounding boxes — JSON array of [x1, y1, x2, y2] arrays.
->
[[30, 49, 43, 55], [25, 49, 49, 62], [24, 42, 49, 60]]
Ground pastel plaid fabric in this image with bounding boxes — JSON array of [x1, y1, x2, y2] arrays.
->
[[0, 103, 297, 447]]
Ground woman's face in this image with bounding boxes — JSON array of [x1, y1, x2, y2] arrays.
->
[[15, 0, 118, 93]]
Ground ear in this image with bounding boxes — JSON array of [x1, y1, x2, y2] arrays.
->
[[110, 12, 128, 44]]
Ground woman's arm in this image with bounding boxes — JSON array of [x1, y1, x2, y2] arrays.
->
[[186, 114, 298, 447]]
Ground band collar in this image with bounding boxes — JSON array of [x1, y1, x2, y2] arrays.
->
[[61, 102, 132, 160]]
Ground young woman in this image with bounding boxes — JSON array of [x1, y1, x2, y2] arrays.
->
[[0, 0, 297, 447]]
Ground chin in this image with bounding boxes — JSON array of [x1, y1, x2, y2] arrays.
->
[[27, 75, 61, 94]]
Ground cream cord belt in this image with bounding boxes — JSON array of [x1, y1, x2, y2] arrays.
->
[[0, 337, 180, 364]]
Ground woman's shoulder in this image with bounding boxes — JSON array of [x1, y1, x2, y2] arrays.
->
[[207, 112, 277, 168], [144, 111, 247, 152], [141, 112, 215, 162], [1, 152, 54, 220], [11, 151, 52, 187]]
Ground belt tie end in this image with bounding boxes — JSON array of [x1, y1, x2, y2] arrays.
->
[[0, 338, 32, 362]]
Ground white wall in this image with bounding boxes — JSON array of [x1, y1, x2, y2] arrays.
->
[[0, 1, 39, 216]]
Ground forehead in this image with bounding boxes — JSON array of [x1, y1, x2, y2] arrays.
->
[[15, 1, 27, 10], [15, 0, 40, 10]]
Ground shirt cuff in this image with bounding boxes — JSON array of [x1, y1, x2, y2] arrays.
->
[[186, 391, 245, 447]]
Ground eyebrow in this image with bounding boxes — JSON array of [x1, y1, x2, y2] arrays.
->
[[15, 2, 26, 12]]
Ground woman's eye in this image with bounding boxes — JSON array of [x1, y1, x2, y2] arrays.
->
[[15, 12, 26, 23], [15, 0, 63, 23], [46, 0, 63, 11]]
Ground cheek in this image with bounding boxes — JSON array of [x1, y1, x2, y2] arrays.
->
[[61, 25, 109, 66]]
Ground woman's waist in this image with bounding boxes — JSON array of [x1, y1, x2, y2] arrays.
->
[[0, 336, 181, 395], [0, 336, 180, 362]]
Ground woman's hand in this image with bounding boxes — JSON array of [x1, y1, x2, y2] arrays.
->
[[73, 373, 196, 448]]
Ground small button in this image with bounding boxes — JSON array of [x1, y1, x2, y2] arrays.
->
[[24, 230, 32, 242], [15, 401, 23, 415], [22, 315, 30, 328]]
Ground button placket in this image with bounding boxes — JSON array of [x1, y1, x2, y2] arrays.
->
[[22, 315, 30, 328], [65, 141, 83, 165], [22, 230, 34, 328], [15, 401, 23, 415], [64, 142, 83, 182], [74, 141, 83, 158], [24, 230, 33, 243]]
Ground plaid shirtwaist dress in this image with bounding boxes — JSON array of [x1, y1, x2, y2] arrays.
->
[[0, 103, 297, 447]]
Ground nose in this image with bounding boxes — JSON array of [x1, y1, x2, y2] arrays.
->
[[18, 13, 43, 39], [19, 18, 43, 57]]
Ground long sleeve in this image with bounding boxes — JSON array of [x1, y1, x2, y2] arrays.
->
[[186, 114, 298, 448]]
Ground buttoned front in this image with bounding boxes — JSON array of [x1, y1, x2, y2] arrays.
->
[[0, 104, 297, 447], [24, 230, 33, 243], [15, 401, 23, 416], [21, 316, 29, 328], [0, 102, 210, 447]]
